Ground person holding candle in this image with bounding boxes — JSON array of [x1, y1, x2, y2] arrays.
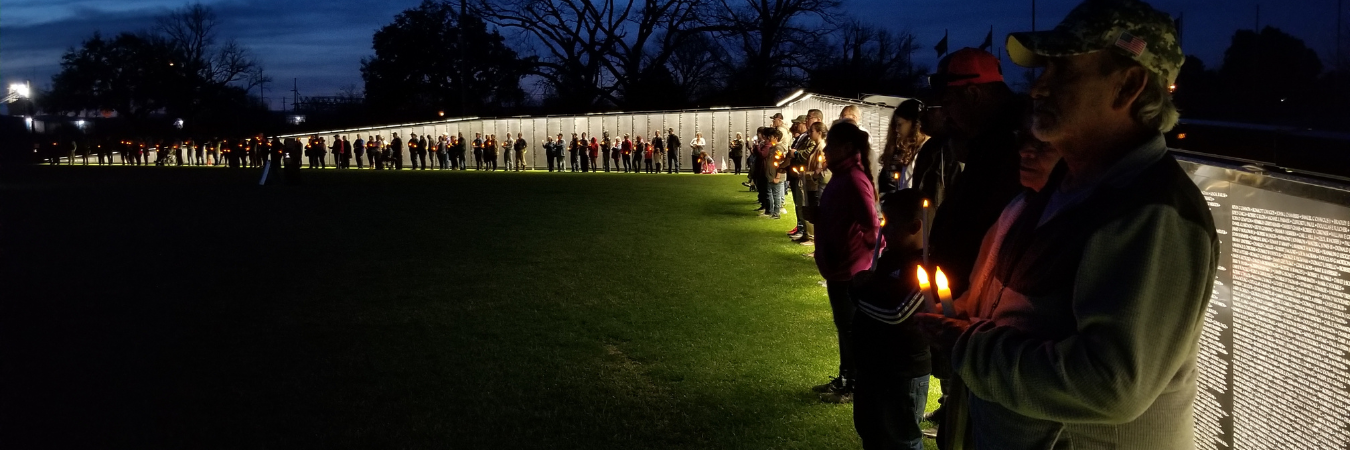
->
[[799, 121, 829, 247], [762, 127, 790, 220], [879, 100, 930, 194], [565, 133, 578, 173], [751, 128, 773, 215], [585, 135, 598, 172], [811, 120, 878, 403], [608, 133, 621, 172], [648, 135, 658, 172], [848, 188, 932, 448], [389, 133, 404, 170], [620, 134, 633, 173], [916, 2, 1217, 449], [789, 113, 822, 242], [689, 132, 706, 174], [728, 132, 745, 175], [501, 134, 514, 171]]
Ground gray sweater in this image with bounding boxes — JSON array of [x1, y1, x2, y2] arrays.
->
[[952, 134, 1218, 450]]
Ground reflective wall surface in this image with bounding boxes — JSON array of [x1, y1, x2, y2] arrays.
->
[[280, 93, 896, 174]]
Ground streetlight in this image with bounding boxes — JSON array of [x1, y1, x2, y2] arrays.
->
[[9, 83, 31, 99]]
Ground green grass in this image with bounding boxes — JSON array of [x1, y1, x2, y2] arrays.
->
[[2, 166, 939, 449]]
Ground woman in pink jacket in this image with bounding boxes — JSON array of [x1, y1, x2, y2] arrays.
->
[[812, 120, 879, 403]]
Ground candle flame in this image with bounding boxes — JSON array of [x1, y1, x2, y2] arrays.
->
[[879, 214, 886, 227], [923, 199, 929, 208], [916, 265, 929, 289], [935, 267, 949, 292]]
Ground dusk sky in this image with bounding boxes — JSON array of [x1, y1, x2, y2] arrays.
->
[[2, 0, 1343, 110]]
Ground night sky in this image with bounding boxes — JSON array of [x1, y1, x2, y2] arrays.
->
[[1, 0, 1343, 109]]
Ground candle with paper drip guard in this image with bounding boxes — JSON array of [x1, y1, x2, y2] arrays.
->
[[934, 266, 955, 317]]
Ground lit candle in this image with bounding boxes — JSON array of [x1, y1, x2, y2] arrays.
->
[[921, 199, 930, 266], [934, 266, 954, 317], [916, 265, 936, 313]]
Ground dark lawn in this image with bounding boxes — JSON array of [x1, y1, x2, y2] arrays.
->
[[1, 166, 935, 449]]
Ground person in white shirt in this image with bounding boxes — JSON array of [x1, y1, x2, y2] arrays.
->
[[691, 132, 706, 174]]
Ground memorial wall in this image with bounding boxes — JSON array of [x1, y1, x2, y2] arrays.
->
[[1181, 157, 1350, 449], [279, 93, 895, 173]]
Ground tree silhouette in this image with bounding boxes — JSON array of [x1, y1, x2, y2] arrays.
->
[[361, 0, 533, 119], [42, 4, 269, 135], [804, 21, 924, 99], [1219, 26, 1323, 121]]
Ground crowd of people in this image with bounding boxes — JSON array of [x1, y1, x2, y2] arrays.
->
[[760, 2, 1217, 450], [48, 126, 740, 176]]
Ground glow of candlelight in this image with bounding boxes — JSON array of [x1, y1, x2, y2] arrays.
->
[[935, 266, 954, 317]]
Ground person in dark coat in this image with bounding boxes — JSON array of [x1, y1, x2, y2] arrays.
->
[[665, 128, 681, 173], [417, 134, 429, 170], [353, 135, 366, 169], [407, 133, 421, 170], [390, 133, 404, 170], [514, 133, 528, 171], [472, 133, 484, 170], [283, 137, 303, 184]]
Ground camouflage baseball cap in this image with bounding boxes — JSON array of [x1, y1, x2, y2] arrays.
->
[[1007, 0, 1183, 85]]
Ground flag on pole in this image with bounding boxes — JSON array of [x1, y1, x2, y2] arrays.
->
[[935, 30, 949, 57], [979, 25, 993, 51]]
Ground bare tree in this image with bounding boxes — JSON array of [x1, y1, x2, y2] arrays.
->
[[475, 0, 729, 109], [712, 0, 842, 103], [805, 21, 924, 98], [156, 3, 269, 90], [337, 84, 365, 101]]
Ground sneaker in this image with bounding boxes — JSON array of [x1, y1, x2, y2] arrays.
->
[[780, 208, 788, 215], [817, 377, 854, 404], [771, 214, 781, 219], [922, 427, 938, 439], [819, 390, 854, 404], [759, 212, 771, 218], [812, 376, 845, 393], [786, 226, 800, 235], [792, 234, 810, 242], [799, 239, 814, 246]]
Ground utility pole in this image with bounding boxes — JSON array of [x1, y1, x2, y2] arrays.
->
[[292, 78, 300, 113], [1031, 0, 1036, 34], [460, 0, 468, 117], [1031, 0, 1038, 80]]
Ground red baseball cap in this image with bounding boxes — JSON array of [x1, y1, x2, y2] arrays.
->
[[928, 48, 1003, 90]]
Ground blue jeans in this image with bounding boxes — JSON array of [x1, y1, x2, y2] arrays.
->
[[769, 181, 786, 215], [854, 373, 929, 450]]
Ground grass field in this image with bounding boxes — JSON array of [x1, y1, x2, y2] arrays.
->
[[2, 166, 938, 449]]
